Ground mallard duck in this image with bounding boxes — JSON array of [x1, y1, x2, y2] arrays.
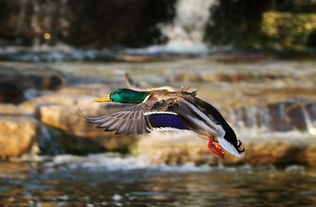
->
[[84, 77, 244, 158]]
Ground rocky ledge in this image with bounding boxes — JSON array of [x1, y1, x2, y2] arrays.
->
[[0, 60, 316, 167], [0, 84, 136, 157], [135, 132, 316, 166], [0, 63, 64, 103]]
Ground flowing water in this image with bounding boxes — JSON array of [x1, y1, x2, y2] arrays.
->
[[0, 0, 218, 61], [1, 153, 316, 207], [141, 0, 217, 54]]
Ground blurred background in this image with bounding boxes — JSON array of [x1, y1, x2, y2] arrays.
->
[[0, 0, 316, 206]]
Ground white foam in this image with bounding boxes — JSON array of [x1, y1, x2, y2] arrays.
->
[[159, 0, 216, 53], [0, 45, 114, 62], [128, 43, 209, 55], [112, 194, 122, 201], [125, 0, 217, 55], [46, 153, 212, 173], [285, 165, 305, 172]]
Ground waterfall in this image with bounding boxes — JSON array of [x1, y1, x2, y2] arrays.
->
[[161, 0, 216, 53], [302, 104, 316, 136], [229, 100, 316, 138], [133, 0, 217, 54]]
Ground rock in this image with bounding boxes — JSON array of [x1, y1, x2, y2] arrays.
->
[[0, 63, 64, 103], [175, 70, 287, 84], [211, 53, 269, 63], [135, 132, 316, 166], [34, 93, 135, 154], [19, 83, 109, 114], [18, 83, 135, 154], [224, 138, 316, 166], [20, 94, 85, 115], [0, 115, 38, 158], [0, 114, 64, 159], [134, 132, 217, 165], [0, 104, 22, 115], [0, 0, 175, 48]]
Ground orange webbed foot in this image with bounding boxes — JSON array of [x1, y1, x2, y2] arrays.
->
[[208, 137, 225, 158]]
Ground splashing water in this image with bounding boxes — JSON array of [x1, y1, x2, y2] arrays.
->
[[160, 0, 216, 52], [302, 104, 316, 136], [44, 153, 212, 173], [229, 100, 316, 138], [129, 0, 217, 54]]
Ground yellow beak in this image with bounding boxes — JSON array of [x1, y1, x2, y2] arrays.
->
[[94, 94, 111, 102]]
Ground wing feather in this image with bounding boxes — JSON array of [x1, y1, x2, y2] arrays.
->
[[85, 99, 189, 134], [115, 119, 127, 135]]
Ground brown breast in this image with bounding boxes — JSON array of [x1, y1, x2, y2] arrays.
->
[[146, 90, 181, 102]]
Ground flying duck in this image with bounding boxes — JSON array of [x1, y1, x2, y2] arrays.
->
[[83, 76, 244, 158]]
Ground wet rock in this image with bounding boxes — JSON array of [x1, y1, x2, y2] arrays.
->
[[0, 0, 175, 47], [20, 84, 109, 114], [18, 83, 135, 154], [135, 132, 316, 166], [0, 115, 64, 158], [21, 94, 86, 115], [0, 115, 38, 158], [0, 104, 22, 115], [34, 93, 135, 154], [175, 70, 287, 84], [224, 138, 316, 166], [210, 53, 269, 63], [0, 64, 64, 103], [135, 132, 217, 165]]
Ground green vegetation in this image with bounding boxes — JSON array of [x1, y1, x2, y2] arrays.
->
[[262, 11, 316, 50]]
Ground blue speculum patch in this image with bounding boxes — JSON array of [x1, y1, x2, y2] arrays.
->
[[148, 114, 186, 130]]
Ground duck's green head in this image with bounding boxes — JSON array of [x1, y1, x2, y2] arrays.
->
[[94, 88, 149, 104]]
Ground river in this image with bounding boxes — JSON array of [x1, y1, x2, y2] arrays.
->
[[0, 153, 315, 207]]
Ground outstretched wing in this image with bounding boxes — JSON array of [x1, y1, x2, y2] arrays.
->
[[84, 99, 188, 135]]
